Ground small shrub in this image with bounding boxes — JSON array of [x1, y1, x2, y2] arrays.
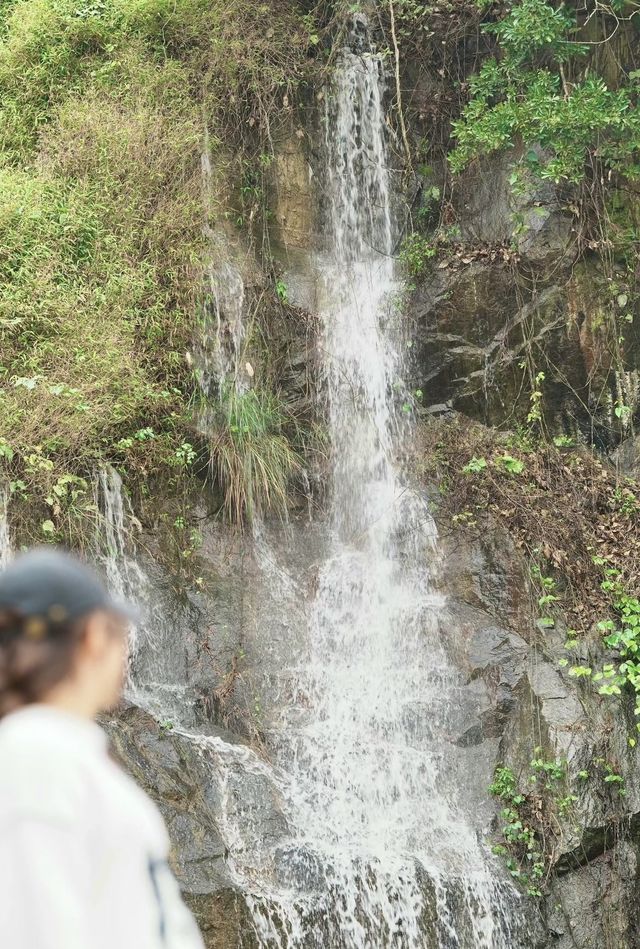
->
[[207, 385, 301, 525], [462, 456, 487, 474], [496, 454, 525, 476], [489, 752, 570, 897], [399, 232, 436, 278]]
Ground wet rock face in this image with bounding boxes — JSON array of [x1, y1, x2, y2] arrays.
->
[[548, 841, 640, 949], [103, 703, 290, 949], [102, 705, 242, 949], [410, 262, 605, 430], [410, 153, 640, 438], [109, 498, 640, 949], [453, 150, 575, 267], [437, 516, 640, 948], [267, 127, 315, 252], [612, 432, 640, 479], [102, 516, 326, 947]]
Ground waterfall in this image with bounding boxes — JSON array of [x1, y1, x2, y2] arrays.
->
[[0, 487, 11, 568], [97, 18, 529, 946], [201, 21, 527, 947], [94, 466, 148, 660], [198, 127, 247, 398]]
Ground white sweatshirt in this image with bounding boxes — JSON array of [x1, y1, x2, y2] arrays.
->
[[0, 705, 205, 949]]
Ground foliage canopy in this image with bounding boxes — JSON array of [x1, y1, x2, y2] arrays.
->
[[450, 0, 640, 182]]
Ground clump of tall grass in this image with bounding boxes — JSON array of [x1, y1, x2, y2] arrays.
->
[[208, 385, 301, 525]]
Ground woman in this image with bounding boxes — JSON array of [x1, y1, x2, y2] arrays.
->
[[0, 547, 205, 949]]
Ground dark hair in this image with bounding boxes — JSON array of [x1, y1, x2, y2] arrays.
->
[[0, 610, 87, 719]]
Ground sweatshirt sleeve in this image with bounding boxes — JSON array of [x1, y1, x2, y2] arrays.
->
[[0, 816, 92, 949]]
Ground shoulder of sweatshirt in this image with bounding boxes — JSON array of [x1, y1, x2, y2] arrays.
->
[[0, 708, 171, 851], [0, 718, 93, 823]]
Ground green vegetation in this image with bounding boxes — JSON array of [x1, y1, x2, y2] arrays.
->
[[555, 559, 640, 733], [489, 754, 570, 896], [0, 0, 316, 534], [399, 232, 436, 278], [489, 750, 626, 898], [208, 385, 302, 525], [449, 0, 640, 183], [425, 415, 640, 710], [461, 452, 524, 476]]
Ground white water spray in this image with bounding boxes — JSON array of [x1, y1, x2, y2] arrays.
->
[[198, 128, 247, 396], [94, 466, 148, 658], [0, 487, 11, 568], [202, 23, 526, 947]]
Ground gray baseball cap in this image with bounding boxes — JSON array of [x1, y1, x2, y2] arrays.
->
[[0, 547, 138, 638]]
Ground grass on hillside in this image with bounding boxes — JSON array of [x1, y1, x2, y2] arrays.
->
[[0, 0, 315, 536]]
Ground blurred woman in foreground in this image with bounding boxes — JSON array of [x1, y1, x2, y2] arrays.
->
[[0, 547, 205, 949]]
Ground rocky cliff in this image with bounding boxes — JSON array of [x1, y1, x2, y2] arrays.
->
[[3, 1, 640, 946]]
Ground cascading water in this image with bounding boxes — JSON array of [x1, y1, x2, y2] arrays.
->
[[0, 487, 11, 568], [94, 466, 149, 662], [94, 465, 206, 723], [95, 467, 145, 603], [186, 20, 527, 947], [106, 18, 530, 947]]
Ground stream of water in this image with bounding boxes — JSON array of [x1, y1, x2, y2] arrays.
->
[[0, 487, 11, 569], [94, 466, 150, 668], [209, 23, 523, 947], [91, 18, 528, 947]]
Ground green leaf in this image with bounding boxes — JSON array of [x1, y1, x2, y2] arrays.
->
[[496, 454, 525, 475], [463, 456, 488, 474]]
